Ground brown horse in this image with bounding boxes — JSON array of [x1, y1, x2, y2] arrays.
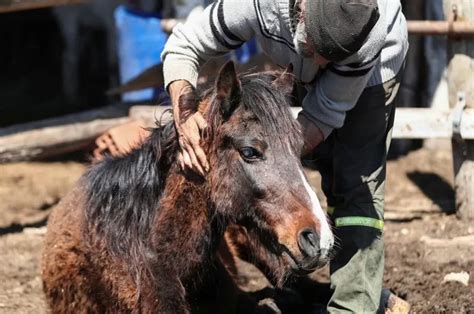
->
[[41, 62, 334, 313]]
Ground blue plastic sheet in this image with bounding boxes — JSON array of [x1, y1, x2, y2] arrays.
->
[[115, 5, 168, 102]]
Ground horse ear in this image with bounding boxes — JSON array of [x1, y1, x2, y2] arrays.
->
[[272, 63, 294, 95], [215, 61, 241, 119]]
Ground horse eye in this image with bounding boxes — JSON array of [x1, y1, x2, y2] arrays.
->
[[239, 147, 262, 161]]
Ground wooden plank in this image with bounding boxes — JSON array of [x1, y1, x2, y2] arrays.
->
[[0, 104, 128, 137], [8, 106, 473, 142], [107, 64, 164, 97], [289, 107, 474, 139], [393, 109, 452, 139], [0, 105, 130, 162], [136, 106, 474, 140], [0, 0, 88, 13], [0, 105, 173, 163], [134, 106, 474, 140], [407, 21, 474, 36], [1, 104, 473, 163], [393, 108, 474, 139]]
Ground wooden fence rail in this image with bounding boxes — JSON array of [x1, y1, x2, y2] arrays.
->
[[290, 107, 474, 140], [2, 105, 473, 164]]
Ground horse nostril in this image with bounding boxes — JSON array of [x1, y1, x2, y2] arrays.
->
[[298, 228, 320, 258]]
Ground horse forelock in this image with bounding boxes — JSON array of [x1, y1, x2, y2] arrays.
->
[[204, 71, 301, 154], [240, 74, 301, 151]]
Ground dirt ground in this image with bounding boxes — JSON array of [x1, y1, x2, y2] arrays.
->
[[0, 145, 473, 313]]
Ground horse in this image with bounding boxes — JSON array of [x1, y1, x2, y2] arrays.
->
[[41, 61, 334, 313]]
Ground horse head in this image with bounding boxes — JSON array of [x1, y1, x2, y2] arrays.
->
[[196, 62, 334, 280]]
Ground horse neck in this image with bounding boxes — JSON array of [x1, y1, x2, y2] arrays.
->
[[150, 165, 225, 285]]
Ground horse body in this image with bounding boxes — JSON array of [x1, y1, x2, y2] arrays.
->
[[42, 62, 334, 313], [43, 138, 236, 313]]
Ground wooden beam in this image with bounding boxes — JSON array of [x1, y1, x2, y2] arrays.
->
[[2, 104, 474, 162], [0, 105, 130, 162], [393, 108, 474, 139], [408, 21, 474, 36], [135, 105, 474, 140], [0, 105, 173, 163], [289, 107, 474, 139], [0, 0, 88, 14], [137, 105, 474, 140], [107, 64, 164, 97]]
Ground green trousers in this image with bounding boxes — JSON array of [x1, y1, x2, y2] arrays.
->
[[309, 72, 402, 313]]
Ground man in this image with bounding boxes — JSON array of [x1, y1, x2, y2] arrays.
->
[[161, 0, 408, 312]]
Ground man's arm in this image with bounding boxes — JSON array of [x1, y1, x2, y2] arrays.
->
[[161, 0, 258, 89], [162, 0, 259, 173], [300, 58, 378, 139], [301, 18, 387, 139]]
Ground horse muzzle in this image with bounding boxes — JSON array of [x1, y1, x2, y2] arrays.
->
[[282, 228, 332, 275]]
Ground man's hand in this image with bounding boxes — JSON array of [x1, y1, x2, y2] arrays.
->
[[93, 120, 150, 161], [169, 80, 209, 175], [297, 113, 325, 156]]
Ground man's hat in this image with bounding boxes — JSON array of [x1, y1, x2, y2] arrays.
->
[[304, 0, 380, 62]]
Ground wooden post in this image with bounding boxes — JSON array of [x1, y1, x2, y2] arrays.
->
[[444, 0, 474, 220]]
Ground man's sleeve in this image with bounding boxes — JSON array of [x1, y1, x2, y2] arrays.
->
[[162, 0, 258, 89], [300, 57, 379, 138], [301, 22, 387, 139]]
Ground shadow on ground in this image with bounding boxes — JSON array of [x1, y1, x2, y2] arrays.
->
[[407, 171, 455, 214]]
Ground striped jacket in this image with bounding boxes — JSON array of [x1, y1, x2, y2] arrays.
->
[[161, 0, 408, 138]]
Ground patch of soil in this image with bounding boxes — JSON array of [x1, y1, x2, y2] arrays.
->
[[0, 228, 46, 313], [0, 162, 86, 228], [0, 147, 472, 313], [384, 215, 473, 313]]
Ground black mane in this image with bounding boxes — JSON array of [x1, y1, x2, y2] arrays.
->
[[84, 123, 177, 258], [83, 71, 300, 273]]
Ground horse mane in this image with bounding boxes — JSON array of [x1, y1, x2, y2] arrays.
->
[[83, 122, 177, 259], [82, 70, 301, 281]]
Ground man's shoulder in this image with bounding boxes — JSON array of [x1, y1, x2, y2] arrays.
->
[[248, 0, 286, 20], [220, 0, 276, 12], [242, 0, 279, 9]]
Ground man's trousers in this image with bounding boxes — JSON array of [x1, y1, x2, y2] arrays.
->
[[309, 71, 402, 313]]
